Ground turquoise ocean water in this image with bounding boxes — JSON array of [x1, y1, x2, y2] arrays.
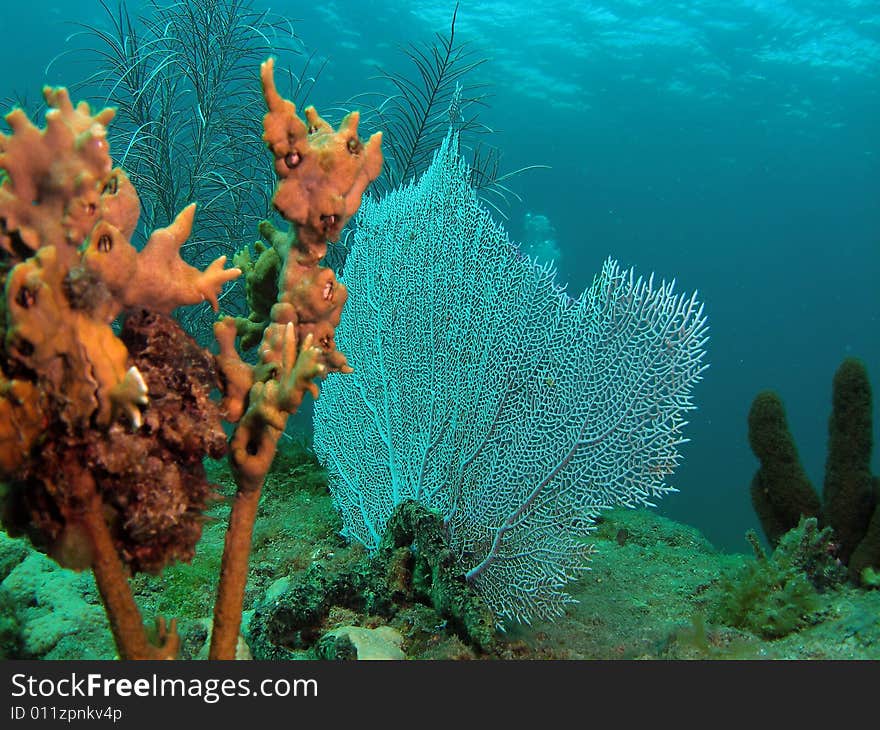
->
[[0, 0, 877, 552]]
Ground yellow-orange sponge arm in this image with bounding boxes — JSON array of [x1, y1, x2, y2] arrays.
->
[[260, 58, 383, 257]]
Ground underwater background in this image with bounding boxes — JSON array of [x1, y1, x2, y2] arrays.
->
[[0, 0, 877, 558]]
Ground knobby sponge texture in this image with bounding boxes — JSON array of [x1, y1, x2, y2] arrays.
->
[[823, 358, 875, 563], [748, 390, 821, 546], [748, 359, 880, 582], [0, 86, 239, 572], [221, 59, 383, 488], [260, 58, 383, 256], [2, 312, 227, 573]]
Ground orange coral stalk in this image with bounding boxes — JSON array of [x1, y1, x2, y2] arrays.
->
[[0, 84, 238, 661], [208, 59, 382, 659], [0, 57, 381, 662], [79, 482, 180, 660]]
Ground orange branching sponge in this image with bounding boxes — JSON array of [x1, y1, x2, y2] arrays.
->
[[218, 58, 383, 474], [0, 89, 135, 262], [0, 375, 43, 474], [208, 58, 382, 659], [82, 203, 238, 314], [0, 86, 240, 659], [260, 57, 383, 254], [0, 61, 382, 661], [0, 87, 239, 435]]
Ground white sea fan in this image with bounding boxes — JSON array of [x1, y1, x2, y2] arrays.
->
[[313, 132, 709, 624]]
